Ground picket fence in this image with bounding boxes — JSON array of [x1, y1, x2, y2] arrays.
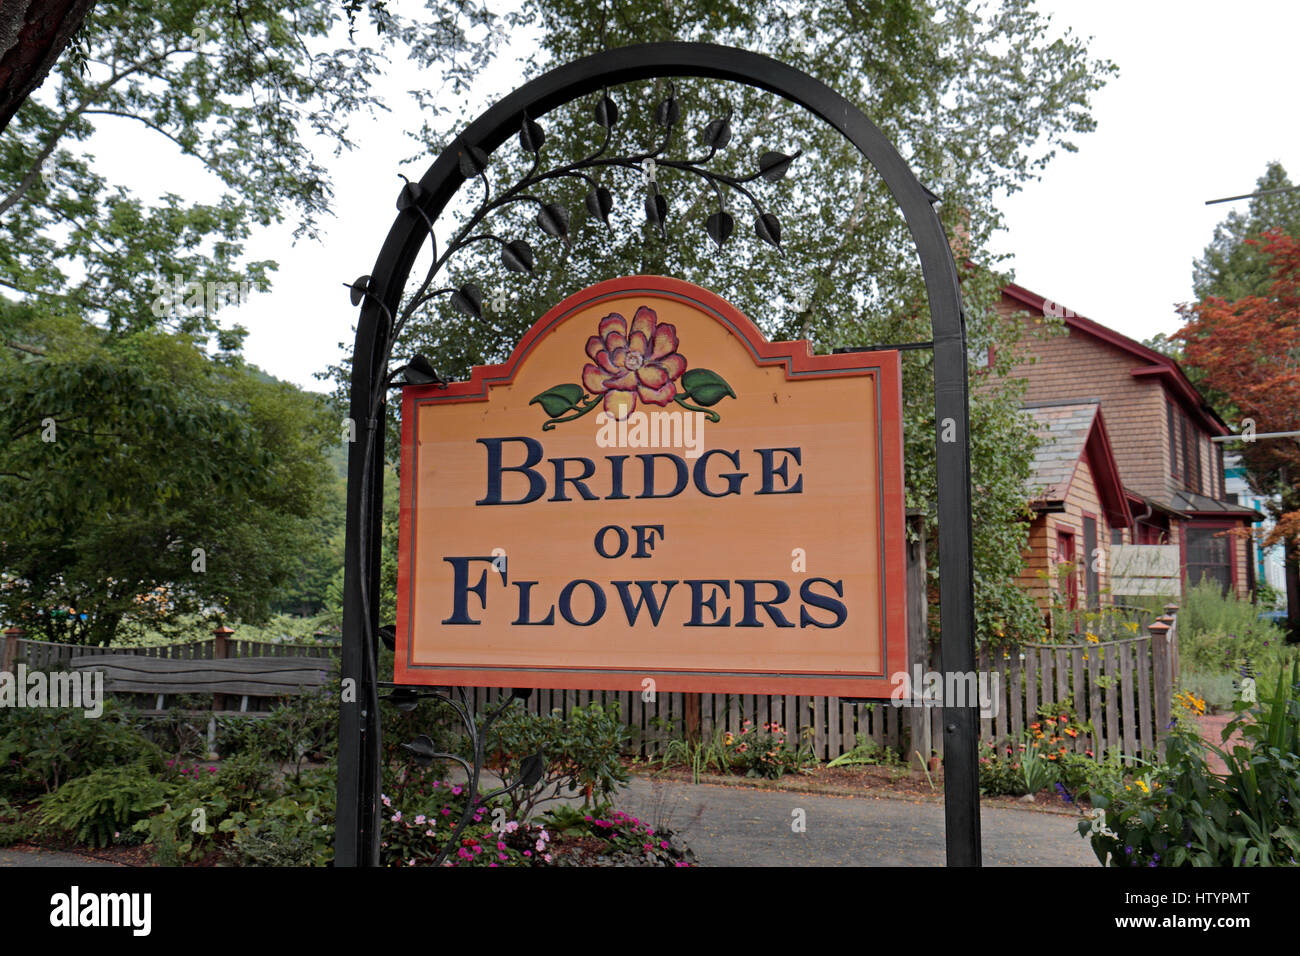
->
[[3, 615, 1179, 763]]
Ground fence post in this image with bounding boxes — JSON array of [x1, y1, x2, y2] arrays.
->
[[1, 625, 22, 673], [906, 511, 930, 769], [1149, 619, 1172, 757], [212, 625, 234, 713], [1162, 605, 1179, 678]]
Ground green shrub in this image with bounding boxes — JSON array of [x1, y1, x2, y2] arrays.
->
[[487, 702, 631, 819], [0, 701, 161, 800], [38, 763, 170, 848], [1178, 580, 1285, 674], [1081, 661, 1300, 866]]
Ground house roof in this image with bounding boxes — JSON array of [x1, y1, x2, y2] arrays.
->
[[1023, 399, 1131, 528], [1001, 282, 1230, 437], [1124, 487, 1263, 522], [1169, 488, 1263, 520]]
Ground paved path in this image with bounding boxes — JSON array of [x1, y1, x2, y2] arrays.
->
[[0, 847, 120, 867], [615, 776, 1098, 866], [0, 778, 1097, 868]]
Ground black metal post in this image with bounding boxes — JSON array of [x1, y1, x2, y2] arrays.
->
[[335, 40, 981, 866]]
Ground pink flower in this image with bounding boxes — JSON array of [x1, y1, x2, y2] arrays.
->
[[414, 815, 426, 825], [524, 850, 532, 857], [498, 852, 508, 861], [451, 785, 462, 796], [660, 841, 669, 850], [544, 854, 552, 863], [582, 307, 686, 419]]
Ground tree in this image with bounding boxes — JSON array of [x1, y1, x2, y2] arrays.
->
[[0, 0, 501, 347], [1194, 162, 1300, 302], [0, 0, 97, 132], [335, 0, 1116, 645], [1177, 231, 1300, 640], [0, 2, 511, 640], [0, 312, 340, 644]]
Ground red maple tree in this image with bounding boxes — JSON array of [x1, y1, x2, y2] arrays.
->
[[1177, 230, 1300, 629]]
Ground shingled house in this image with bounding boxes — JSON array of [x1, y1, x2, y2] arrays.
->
[[1001, 282, 1260, 601], [1018, 400, 1131, 616]]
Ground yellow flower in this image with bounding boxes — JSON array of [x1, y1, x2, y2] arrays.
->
[[1136, 780, 1150, 793], [1085, 633, 1100, 644]]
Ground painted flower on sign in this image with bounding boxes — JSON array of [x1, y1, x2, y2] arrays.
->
[[582, 307, 687, 419], [530, 304, 737, 428]]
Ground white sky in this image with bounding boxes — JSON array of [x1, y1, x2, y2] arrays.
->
[[81, 0, 1300, 392]]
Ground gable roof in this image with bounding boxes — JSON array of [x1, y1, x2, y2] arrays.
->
[[1001, 282, 1230, 437], [1023, 399, 1131, 528]]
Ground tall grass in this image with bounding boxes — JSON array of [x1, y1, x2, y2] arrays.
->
[[1177, 581, 1295, 710]]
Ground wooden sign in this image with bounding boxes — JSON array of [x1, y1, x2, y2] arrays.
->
[[396, 276, 905, 696]]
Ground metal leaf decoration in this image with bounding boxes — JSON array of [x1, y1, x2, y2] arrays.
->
[[450, 282, 483, 319], [501, 239, 535, 274], [349, 275, 372, 307], [702, 114, 732, 149], [519, 115, 545, 154], [377, 622, 396, 649], [401, 735, 439, 766], [594, 94, 619, 129], [706, 210, 734, 248], [654, 93, 681, 128], [585, 185, 614, 228], [645, 182, 668, 239], [395, 177, 424, 211], [519, 753, 545, 788], [758, 150, 796, 182], [388, 688, 420, 713], [458, 143, 490, 179], [754, 212, 782, 248], [536, 202, 570, 239]]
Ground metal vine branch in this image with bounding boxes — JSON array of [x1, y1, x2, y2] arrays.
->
[[350, 81, 802, 421]]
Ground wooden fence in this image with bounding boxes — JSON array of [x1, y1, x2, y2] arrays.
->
[[461, 685, 905, 762], [3, 636, 338, 672], [4, 610, 1179, 764]]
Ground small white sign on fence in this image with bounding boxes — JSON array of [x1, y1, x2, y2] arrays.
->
[[1110, 544, 1181, 597]]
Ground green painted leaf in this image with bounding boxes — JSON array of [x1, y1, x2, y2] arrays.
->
[[680, 368, 736, 407], [530, 383, 585, 417]]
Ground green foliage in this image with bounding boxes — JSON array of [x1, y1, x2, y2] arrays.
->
[[217, 678, 339, 781], [0, 318, 343, 644], [1178, 579, 1286, 675], [38, 763, 170, 848], [0, 0, 502, 340], [487, 702, 632, 818], [0, 701, 162, 800], [1194, 162, 1300, 305], [723, 719, 818, 779], [1082, 662, 1300, 866], [660, 726, 733, 782]]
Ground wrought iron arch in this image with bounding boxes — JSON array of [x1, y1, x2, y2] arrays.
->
[[337, 41, 980, 867]]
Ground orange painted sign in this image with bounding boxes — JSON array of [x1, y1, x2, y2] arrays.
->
[[396, 276, 906, 696]]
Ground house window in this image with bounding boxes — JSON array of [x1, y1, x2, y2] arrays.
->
[[1057, 530, 1078, 611], [1083, 516, 1099, 611], [1111, 528, 1124, 545], [1186, 526, 1232, 594]]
